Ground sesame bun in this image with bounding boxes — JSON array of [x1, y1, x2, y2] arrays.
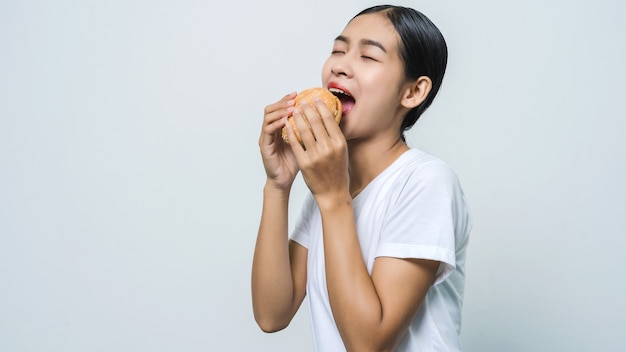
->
[[281, 87, 342, 144]]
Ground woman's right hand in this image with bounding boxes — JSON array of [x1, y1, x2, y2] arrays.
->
[[259, 92, 299, 190]]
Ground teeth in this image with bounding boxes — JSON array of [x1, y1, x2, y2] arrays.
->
[[329, 88, 350, 97]]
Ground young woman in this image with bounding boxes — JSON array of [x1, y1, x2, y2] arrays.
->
[[252, 5, 472, 351]]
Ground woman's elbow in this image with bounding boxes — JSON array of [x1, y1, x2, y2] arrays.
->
[[255, 316, 290, 333]]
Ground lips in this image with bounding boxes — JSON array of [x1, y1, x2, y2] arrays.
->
[[328, 83, 355, 115]]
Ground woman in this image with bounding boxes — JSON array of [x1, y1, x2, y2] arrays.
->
[[252, 5, 472, 351]]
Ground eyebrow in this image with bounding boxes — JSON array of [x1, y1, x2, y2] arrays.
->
[[335, 35, 387, 53]]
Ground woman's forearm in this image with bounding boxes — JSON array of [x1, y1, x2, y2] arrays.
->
[[251, 184, 303, 332], [318, 193, 431, 352], [316, 195, 386, 350]]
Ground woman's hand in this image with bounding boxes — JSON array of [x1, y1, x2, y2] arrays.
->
[[259, 92, 299, 190], [284, 97, 350, 205]]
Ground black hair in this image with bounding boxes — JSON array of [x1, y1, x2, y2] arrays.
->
[[353, 5, 448, 140]]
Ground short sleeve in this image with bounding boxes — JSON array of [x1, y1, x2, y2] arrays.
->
[[289, 194, 316, 249], [376, 161, 462, 284]]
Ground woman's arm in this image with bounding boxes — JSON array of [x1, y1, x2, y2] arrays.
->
[[251, 92, 307, 333], [285, 99, 439, 351], [318, 197, 439, 351], [251, 185, 307, 333]]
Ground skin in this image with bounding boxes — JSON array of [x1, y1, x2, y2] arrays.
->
[[252, 13, 439, 351]]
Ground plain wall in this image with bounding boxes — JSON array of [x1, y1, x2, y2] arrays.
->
[[1, 0, 624, 351]]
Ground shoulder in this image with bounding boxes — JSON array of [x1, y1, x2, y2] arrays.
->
[[397, 149, 461, 190]]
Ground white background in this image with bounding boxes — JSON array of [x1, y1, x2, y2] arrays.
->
[[1, 0, 625, 351]]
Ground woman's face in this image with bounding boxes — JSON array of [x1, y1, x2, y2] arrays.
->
[[322, 13, 409, 143]]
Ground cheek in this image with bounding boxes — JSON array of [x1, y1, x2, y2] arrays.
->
[[363, 74, 394, 100], [369, 68, 405, 96]]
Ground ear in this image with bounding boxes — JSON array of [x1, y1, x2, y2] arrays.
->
[[400, 76, 432, 109]]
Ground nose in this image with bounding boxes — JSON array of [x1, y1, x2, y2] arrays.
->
[[330, 54, 353, 78]]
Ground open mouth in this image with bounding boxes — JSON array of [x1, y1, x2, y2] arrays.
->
[[329, 88, 355, 115]]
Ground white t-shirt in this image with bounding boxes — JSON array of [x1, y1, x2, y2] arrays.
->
[[290, 148, 472, 351]]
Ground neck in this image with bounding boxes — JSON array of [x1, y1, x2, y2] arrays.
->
[[347, 135, 408, 198]]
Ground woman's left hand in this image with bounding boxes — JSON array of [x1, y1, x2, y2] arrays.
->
[[284, 97, 350, 204]]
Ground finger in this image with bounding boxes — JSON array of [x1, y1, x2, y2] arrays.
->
[[263, 92, 295, 117], [313, 97, 342, 139], [260, 117, 286, 143], [261, 93, 297, 142], [304, 98, 332, 143], [263, 102, 295, 126], [284, 116, 306, 155], [263, 92, 297, 124], [293, 105, 316, 148]]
